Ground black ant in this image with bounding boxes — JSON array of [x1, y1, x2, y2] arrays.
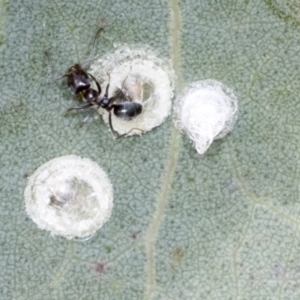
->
[[65, 67, 143, 138], [57, 28, 143, 138]]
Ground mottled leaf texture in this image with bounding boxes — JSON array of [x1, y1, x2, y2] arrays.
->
[[1, 0, 300, 299]]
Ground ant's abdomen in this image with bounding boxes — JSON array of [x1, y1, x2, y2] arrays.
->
[[113, 102, 142, 121]]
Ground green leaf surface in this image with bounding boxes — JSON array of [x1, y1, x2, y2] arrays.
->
[[1, 0, 300, 299]]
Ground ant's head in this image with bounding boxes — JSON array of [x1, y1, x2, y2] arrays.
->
[[67, 64, 91, 95], [67, 64, 83, 75]]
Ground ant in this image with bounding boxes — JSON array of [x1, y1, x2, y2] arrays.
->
[[65, 67, 143, 138], [57, 28, 143, 138]]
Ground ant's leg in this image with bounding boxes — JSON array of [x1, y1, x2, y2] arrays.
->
[[65, 103, 93, 115], [116, 127, 144, 139], [108, 111, 120, 139], [80, 110, 97, 127]]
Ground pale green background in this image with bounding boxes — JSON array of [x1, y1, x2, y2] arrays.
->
[[1, 0, 300, 299]]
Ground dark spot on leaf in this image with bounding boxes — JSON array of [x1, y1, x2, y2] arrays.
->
[[95, 262, 105, 274], [130, 230, 141, 239], [170, 248, 184, 263]]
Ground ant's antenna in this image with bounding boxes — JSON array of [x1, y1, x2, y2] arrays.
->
[[81, 22, 106, 67], [44, 51, 56, 83], [92, 27, 104, 54]]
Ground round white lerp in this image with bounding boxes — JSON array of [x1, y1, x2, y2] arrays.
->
[[174, 80, 238, 154], [24, 155, 113, 239], [90, 46, 175, 136]]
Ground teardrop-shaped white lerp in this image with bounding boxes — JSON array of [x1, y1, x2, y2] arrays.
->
[[174, 80, 238, 154], [24, 155, 113, 240], [90, 46, 175, 136]]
